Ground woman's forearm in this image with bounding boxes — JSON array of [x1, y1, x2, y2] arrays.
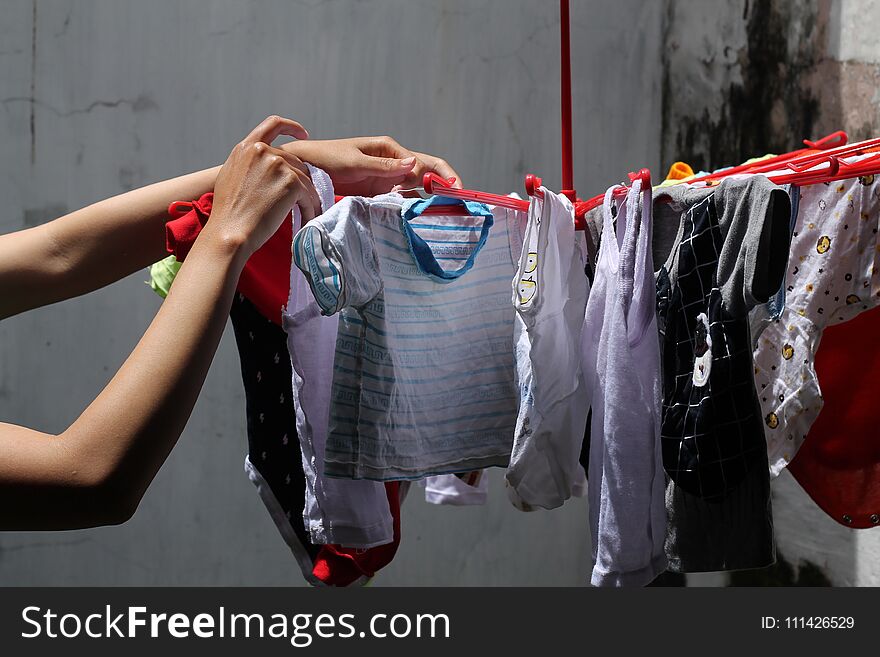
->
[[0, 222, 246, 529], [0, 165, 220, 319]]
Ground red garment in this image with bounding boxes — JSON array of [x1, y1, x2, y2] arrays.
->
[[789, 304, 880, 528], [166, 193, 292, 325], [312, 483, 402, 586], [166, 193, 406, 582]]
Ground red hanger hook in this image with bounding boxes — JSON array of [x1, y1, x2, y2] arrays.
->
[[788, 155, 840, 176], [627, 168, 652, 189], [524, 173, 544, 198], [803, 131, 848, 151], [422, 172, 457, 195]]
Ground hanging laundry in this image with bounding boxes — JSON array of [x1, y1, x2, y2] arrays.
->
[[789, 304, 880, 528], [229, 295, 323, 585], [582, 179, 667, 587], [748, 183, 800, 329], [293, 194, 524, 481], [752, 166, 880, 476], [505, 187, 590, 511], [157, 165, 397, 551], [285, 280, 395, 547], [283, 166, 395, 548], [577, 205, 604, 478], [229, 293, 404, 586], [654, 175, 791, 573], [581, 203, 602, 283], [423, 472, 490, 506], [155, 166, 406, 585], [147, 257, 324, 584]]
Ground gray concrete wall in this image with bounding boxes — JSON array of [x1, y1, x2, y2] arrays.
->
[[0, 0, 665, 586]]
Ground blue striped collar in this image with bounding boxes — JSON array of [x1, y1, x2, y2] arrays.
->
[[400, 196, 494, 282]]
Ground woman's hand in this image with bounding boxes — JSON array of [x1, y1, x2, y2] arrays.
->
[[208, 115, 322, 257], [283, 136, 463, 197]]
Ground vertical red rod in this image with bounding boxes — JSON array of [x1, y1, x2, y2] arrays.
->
[[559, 0, 575, 201]]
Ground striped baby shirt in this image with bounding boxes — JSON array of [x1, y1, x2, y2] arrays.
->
[[293, 193, 525, 481]]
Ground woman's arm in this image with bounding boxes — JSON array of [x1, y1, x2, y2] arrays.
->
[[0, 165, 221, 320], [0, 116, 317, 530], [0, 131, 461, 321]]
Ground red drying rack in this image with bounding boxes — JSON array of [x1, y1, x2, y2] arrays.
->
[[765, 143, 880, 186], [577, 130, 852, 214], [641, 132, 880, 194]]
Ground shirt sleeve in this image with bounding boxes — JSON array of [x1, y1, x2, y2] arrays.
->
[[715, 176, 792, 316], [292, 196, 382, 315]]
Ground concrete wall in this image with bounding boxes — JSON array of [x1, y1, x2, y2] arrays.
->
[[0, 0, 665, 586], [662, 0, 880, 586], [662, 0, 880, 168]]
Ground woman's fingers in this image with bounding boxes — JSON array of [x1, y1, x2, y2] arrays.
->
[[246, 115, 309, 145], [356, 153, 417, 179], [390, 151, 462, 190], [361, 136, 460, 186], [259, 145, 323, 217], [262, 144, 311, 177], [289, 168, 322, 222], [412, 151, 462, 188]]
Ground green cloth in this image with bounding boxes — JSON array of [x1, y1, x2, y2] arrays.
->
[[148, 255, 181, 299]]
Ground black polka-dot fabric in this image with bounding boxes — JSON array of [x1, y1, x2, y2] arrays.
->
[[229, 293, 321, 584]]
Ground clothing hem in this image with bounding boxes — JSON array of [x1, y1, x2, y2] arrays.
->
[[324, 456, 509, 482], [424, 490, 488, 506], [244, 455, 325, 587], [504, 472, 569, 511], [307, 520, 393, 550], [590, 553, 668, 588], [665, 555, 777, 574]]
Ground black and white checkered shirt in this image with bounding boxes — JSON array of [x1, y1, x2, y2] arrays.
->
[[656, 194, 767, 501]]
